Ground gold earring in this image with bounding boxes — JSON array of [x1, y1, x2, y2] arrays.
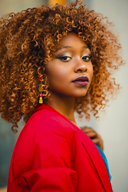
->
[[38, 77, 43, 104], [39, 92, 43, 104]]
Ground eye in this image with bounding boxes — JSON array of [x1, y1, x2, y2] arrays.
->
[[82, 55, 92, 62], [56, 55, 72, 62]]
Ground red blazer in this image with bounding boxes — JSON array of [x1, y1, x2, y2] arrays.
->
[[7, 104, 112, 192]]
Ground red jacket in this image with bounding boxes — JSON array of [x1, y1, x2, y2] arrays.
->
[[7, 104, 112, 192]]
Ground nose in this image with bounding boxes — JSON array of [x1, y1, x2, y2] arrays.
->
[[74, 58, 87, 73]]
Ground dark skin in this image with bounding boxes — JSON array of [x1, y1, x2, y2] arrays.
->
[[44, 33, 93, 125], [44, 33, 103, 150]]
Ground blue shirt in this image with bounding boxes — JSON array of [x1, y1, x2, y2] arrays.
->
[[95, 144, 112, 181]]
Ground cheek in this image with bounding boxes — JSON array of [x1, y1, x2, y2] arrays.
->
[[46, 64, 70, 86], [91, 68, 94, 78], [89, 64, 93, 79], [54, 69, 68, 80]]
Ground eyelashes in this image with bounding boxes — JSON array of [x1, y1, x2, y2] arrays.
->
[[56, 55, 71, 62], [82, 55, 92, 62], [55, 54, 92, 62]]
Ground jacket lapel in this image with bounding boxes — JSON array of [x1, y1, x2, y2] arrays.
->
[[77, 129, 112, 192]]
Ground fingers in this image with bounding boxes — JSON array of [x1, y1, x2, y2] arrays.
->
[[92, 138, 104, 151], [92, 138, 100, 145], [81, 127, 97, 138], [81, 127, 95, 134], [96, 134, 104, 151], [85, 130, 97, 138], [81, 126, 92, 132], [80, 126, 104, 151]]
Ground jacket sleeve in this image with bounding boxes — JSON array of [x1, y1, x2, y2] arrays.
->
[[12, 117, 77, 192]]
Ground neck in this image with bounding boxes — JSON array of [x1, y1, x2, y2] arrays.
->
[[44, 92, 77, 126]]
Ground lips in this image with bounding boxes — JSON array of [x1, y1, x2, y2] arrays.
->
[[72, 76, 89, 87], [72, 76, 89, 82]]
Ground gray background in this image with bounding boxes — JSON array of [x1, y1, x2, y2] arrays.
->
[[0, 0, 128, 191]]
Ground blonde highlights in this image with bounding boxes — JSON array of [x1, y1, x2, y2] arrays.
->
[[0, 2, 124, 132]]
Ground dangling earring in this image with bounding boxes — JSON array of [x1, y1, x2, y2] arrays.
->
[[39, 93, 43, 104], [38, 77, 43, 104]]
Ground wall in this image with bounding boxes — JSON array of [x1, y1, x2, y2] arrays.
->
[[0, 0, 47, 16]]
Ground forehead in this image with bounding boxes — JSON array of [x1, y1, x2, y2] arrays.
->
[[57, 33, 88, 49]]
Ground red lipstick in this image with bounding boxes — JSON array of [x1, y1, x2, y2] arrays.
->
[[72, 76, 89, 87]]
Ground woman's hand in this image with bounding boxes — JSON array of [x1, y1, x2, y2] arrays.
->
[[80, 126, 104, 151]]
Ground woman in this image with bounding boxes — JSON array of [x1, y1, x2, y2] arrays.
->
[[0, 0, 124, 191]]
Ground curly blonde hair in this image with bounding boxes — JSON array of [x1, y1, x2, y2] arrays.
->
[[0, 1, 124, 132]]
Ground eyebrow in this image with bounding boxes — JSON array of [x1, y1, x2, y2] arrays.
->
[[58, 45, 89, 50]]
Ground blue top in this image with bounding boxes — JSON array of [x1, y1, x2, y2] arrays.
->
[[95, 144, 112, 181]]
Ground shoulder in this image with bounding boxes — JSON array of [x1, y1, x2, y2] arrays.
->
[[13, 104, 77, 162], [25, 104, 77, 137], [12, 105, 77, 180]]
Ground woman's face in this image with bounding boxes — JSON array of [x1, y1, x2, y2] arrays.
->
[[45, 33, 93, 98]]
